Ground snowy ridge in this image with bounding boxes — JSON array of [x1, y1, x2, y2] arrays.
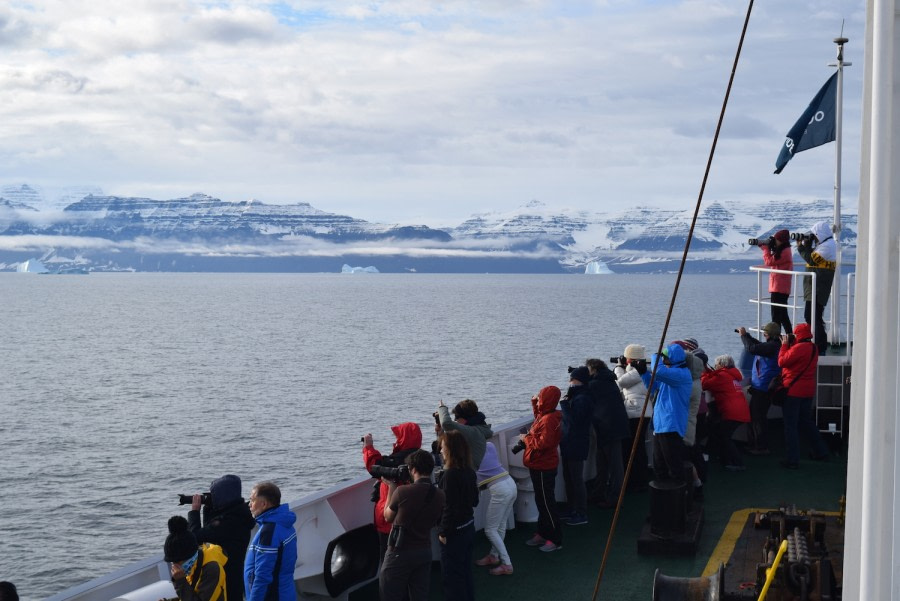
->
[[0, 186, 858, 273]]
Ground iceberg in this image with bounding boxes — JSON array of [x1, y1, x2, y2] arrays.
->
[[16, 259, 49, 273], [584, 260, 614, 275], [341, 264, 380, 274]]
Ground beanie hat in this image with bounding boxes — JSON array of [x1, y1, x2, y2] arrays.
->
[[164, 516, 197, 563], [774, 229, 790, 245], [569, 366, 591, 384], [763, 322, 782, 338], [681, 338, 699, 352], [623, 344, 646, 360], [210, 474, 242, 509]]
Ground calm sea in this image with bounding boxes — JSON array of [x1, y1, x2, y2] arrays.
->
[[0, 272, 762, 599]]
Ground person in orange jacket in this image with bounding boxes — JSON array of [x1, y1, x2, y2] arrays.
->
[[520, 385, 563, 553]]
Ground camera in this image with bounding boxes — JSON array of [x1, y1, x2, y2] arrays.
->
[[178, 492, 211, 506], [748, 236, 775, 247], [433, 411, 441, 425], [791, 232, 811, 242], [369, 464, 412, 484], [610, 356, 626, 365], [510, 439, 526, 455]]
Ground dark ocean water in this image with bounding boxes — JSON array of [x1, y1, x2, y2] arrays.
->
[[0, 272, 762, 599]]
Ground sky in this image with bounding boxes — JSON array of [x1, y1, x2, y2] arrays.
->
[[0, 0, 867, 227]]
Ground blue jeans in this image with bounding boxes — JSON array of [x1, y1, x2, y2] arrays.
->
[[782, 395, 828, 464]]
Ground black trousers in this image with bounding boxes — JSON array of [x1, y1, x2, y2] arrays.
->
[[770, 291, 793, 334], [530, 468, 562, 545], [652, 432, 685, 483], [748, 386, 772, 451], [440, 522, 475, 601], [379, 546, 433, 601], [804, 301, 828, 354]]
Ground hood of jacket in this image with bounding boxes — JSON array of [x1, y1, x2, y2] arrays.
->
[[536, 385, 561, 414], [794, 322, 813, 341], [391, 422, 423, 453], [590, 366, 617, 385], [665, 343, 686, 365], [811, 221, 832, 242], [256, 503, 296, 528]]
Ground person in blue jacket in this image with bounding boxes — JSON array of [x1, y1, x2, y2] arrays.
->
[[739, 322, 782, 455], [245, 481, 298, 601], [649, 344, 693, 484]]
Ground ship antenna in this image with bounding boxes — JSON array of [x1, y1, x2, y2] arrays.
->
[[590, 1, 756, 599]]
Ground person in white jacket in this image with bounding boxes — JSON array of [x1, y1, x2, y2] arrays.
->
[[614, 344, 651, 491]]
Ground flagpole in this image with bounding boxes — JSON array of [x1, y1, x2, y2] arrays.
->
[[829, 37, 850, 346]]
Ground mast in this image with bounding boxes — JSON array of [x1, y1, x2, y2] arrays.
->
[[828, 37, 850, 345]]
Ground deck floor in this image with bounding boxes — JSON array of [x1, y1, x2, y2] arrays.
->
[[350, 420, 847, 600]]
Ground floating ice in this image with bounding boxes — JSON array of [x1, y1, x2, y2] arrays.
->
[[341, 264, 379, 274], [584, 260, 614, 275]]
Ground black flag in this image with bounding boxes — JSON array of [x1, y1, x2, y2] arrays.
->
[[774, 72, 838, 174]]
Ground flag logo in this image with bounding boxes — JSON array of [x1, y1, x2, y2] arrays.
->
[[774, 72, 838, 174]]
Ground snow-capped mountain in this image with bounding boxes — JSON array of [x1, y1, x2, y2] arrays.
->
[[0, 186, 858, 273]]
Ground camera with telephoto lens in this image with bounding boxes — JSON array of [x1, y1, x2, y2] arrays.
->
[[510, 439, 526, 455], [178, 492, 211, 506], [748, 236, 775, 247], [369, 464, 412, 484], [790, 232, 811, 242], [610, 356, 625, 365]]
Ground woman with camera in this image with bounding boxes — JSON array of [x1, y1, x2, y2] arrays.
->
[[363, 423, 423, 565], [437, 430, 479, 601], [778, 323, 829, 468], [614, 345, 652, 491], [758, 229, 794, 335]]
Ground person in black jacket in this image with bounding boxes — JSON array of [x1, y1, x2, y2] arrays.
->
[[438, 431, 479, 601], [585, 359, 629, 508], [187, 474, 257, 601]]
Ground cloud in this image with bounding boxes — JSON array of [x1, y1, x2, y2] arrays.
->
[[0, 1, 868, 224]]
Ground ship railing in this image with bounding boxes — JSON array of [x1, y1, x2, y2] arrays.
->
[[748, 265, 856, 437]]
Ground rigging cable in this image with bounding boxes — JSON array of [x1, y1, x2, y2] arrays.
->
[[591, 1, 755, 598]]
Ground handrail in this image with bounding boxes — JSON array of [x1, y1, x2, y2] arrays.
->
[[748, 266, 816, 340]]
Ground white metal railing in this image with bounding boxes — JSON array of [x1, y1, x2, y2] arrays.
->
[[748, 266, 816, 341]]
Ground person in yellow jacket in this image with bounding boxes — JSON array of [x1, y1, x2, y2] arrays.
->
[[162, 515, 228, 601]]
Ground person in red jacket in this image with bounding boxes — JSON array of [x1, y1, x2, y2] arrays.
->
[[760, 229, 794, 334], [777, 323, 828, 468], [363, 423, 423, 564], [520, 385, 562, 553], [701, 355, 751, 471]]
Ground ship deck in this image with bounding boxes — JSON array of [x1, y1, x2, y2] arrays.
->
[[350, 418, 848, 600]]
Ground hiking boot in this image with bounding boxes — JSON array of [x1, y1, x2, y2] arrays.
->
[[538, 541, 562, 553], [525, 534, 546, 547], [474, 554, 500, 566], [489, 564, 514, 576]]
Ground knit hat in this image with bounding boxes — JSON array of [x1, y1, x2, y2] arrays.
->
[[569, 366, 591, 384], [681, 338, 699, 351], [623, 344, 646, 360], [210, 474, 242, 509], [763, 322, 782, 338], [164, 516, 197, 563], [774, 229, 790, 245]]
